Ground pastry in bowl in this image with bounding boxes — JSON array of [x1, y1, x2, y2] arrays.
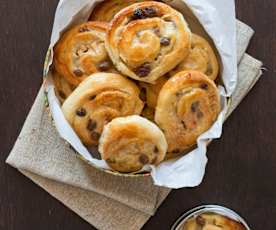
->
[[54, 21, 116, 87], [99, 115, 167, 173], [183, 213, 246, 230], [140, 75, 168, 109], [52, 70, 75, 104], [89, 0, 151, 22], [62, 73, 144, 146], [105, 1, 191, 83], [170, 34, 219, 81], [155, 70, 220, 156], [141, 106, 155, 121]]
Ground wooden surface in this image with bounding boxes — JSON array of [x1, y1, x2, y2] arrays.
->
[[0, 1, 275, 229]]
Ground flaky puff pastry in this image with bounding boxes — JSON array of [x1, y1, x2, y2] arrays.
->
[[155, 70, 220, 155], [99, 115, 167, 173], [105, 1, 191, 83], [170, 34, 219, 81], [90, 0, 151, 22], [54, 21, 116, 87], [183, 213, 246, 230], [62, 73, 144, 146], [52, 70, 75, 104]]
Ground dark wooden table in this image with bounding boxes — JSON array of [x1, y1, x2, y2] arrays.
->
[[0, 1, 275, 229]]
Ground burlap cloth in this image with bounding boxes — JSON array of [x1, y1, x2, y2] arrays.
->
[[6, 20, 263, 230]]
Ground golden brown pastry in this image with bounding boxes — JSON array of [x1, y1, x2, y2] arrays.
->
[[140, 75, 168, 109], [141, 106, 155, 121], [182, 213, 246, 230], [170, 34, 219, 81], [105, 1, 191, 83], [90, 0, 151, 22], [62, 73, 144, 146], [99, 115, 167, 173], [155, 70, 220, 155], [54, 21, 116, 87], [52, 70, 75, 104]]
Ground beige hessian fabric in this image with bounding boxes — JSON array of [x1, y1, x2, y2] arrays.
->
[[6, 20, 262, 230]]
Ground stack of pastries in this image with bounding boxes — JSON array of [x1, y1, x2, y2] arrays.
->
[[53, 0, 221, 173]]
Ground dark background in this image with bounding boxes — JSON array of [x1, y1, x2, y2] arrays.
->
[[0, 1, 275, 229]]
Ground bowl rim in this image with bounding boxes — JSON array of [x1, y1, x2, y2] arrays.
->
[[171, 204, 251, 230]]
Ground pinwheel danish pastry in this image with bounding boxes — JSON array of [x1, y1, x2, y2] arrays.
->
[[170, 34, 219, 81], [105, 1, 191, 83], [155, 70, 220, 155], [62, 73, 144, 146], [90, 0, 151, 22], [99, 115, 167, 173], [54, 21, 116, 87]]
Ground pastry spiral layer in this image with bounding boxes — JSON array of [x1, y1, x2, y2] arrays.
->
[[105, 1, 191, 83], [54, 21, 116, 86], [155, 70, 220, 154], [52, 70, 75, 104], [170, 34, 219, 81], [62, 73, 144, 146], [99, 115, 167, 173], [90, 0, 151, 22]]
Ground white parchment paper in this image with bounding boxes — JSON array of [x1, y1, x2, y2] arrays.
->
[[44, 0, 237, 189]]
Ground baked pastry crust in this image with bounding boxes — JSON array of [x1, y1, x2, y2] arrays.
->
[[99, 115, 167, 173], [170, 34, 219, 81], [54, 21, 116, 86], [141, 106, 155, 121], [62, 73, 144, 146], [155, 70, 220, 155], [105, 1, 191, 83], [140, 75, 168, 109], [183, 213, 246, 230], [52, 70, 75, 104], [89, 0, 151, 22]]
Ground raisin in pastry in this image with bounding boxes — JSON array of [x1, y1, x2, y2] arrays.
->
[[62, 73, 144, 146], [99, 115, 167, 173], [105, 1, 191, 83], [54, 21, 116, 86], [155, 70, 220, 155]]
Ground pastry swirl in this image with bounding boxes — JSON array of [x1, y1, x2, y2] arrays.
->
[[155, 70, 220, 154], [105, 1, 191, 83], [54, 21, 116, 86], [170, 34, 219, 81], [99, 115, 167, 173], [62, 73, 144, 146], [90, 0, 151, 22]]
